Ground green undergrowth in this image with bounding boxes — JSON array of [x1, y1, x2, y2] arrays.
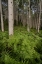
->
[[0, 26, 42, 64]]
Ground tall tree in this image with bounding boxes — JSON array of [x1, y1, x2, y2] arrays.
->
[[38, 0, 41, 32], [27, 0, 31, 32], [8, 0, 14, 35], [0, 0, 4, 32]]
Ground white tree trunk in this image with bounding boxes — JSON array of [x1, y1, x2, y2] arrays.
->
[[1, 0, 4, 32], [8, 0, 14, 35], [38, 1, 41, 33], [29, 2, 31, 29], [27, 0, 31, 32]]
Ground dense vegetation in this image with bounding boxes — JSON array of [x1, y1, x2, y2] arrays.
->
[[0, 26, 42, 64]]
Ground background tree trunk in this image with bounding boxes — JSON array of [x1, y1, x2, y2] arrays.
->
[[1, 0, 4, 32], [27, 11, 30, 32], [27, 0, 31, 32], [38, 1, 41, 33]]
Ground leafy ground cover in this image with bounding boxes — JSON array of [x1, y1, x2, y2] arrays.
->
[[0, 26, 42, 64]]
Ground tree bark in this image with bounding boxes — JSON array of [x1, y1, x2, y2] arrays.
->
[[27, 11, 30, 32], [38, 1, 41, 33], [8, 0, 14, 35], [27, 0, 31, 32], [1, 0, 4, 32]]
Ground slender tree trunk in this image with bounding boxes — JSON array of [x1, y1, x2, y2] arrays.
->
[[35, 17, 37, 30], [27, 11, 30, 31], [1, 0, 4, 32], [27, 0, 31, 32], [38, 1, 41, 33], [8, 0, 14, 35], [22, 12, 25, 27], [20, 13, 23, 25]]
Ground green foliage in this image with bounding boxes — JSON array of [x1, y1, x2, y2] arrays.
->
[[0, 26, 42, 64]]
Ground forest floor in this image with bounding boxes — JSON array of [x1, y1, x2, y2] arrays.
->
[[0, 26, 42, 64]]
